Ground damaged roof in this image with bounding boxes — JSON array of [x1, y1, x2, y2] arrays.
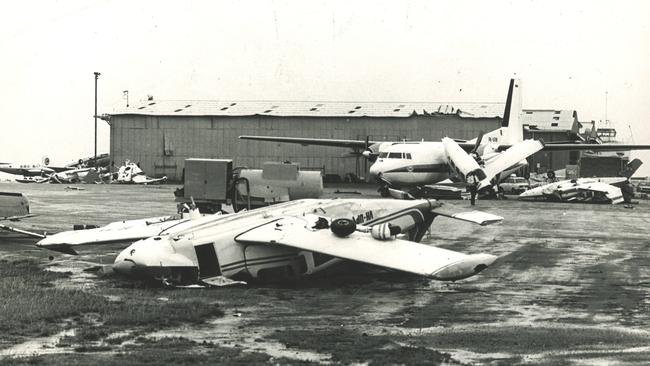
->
[[110, 100, 506, 119]]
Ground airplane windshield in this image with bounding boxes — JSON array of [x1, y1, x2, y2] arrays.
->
[[379, 152, 412, 159], [381, 152, 412, 159]]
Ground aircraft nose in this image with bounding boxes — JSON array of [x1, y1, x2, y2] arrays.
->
[[368, 163, 382, 182], [113, 257, 136, 275]]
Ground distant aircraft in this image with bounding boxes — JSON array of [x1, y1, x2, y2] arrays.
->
[[0, 157, 68, 177], [114, 161, 167, 184], [518, 177, 627, 204], [107, 198, 502, 286], [240, 79, 650, 203], [519, 159, 641, 204]]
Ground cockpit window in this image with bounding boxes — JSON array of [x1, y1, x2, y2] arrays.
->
[[381, 152, 412, 159]]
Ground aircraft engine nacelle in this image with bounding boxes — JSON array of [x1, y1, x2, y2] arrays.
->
[[370, 223, 401, 240], [441, 137, 487, 184]]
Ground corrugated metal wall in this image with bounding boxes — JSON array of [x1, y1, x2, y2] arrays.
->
[[524, 130, 579, 174], [110, 115, 501, 181]]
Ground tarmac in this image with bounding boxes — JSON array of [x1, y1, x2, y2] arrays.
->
[[1, 181, 650, 364]]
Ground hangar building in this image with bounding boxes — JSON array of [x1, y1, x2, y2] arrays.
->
[[106, 100, 583, 182]]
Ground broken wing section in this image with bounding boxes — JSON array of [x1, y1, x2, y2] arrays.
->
[[234, 216, 497, 281]]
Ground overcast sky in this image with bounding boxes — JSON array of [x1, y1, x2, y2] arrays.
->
[[1, 0, 649, 175]]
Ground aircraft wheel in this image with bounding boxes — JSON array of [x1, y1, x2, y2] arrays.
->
[[379, 187, 390, 197], [330, 218, 357, 237]]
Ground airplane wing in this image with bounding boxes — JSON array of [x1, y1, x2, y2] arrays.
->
[[36, 215, 187, 254], [480, 140, 545, 188], [495, 143, 650, 152], [239, 135, 375, 149], [235, 216, 497, 281], [0, 224, 45, 239]]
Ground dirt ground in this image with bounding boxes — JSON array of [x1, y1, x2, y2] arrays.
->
[[1, 181, 649, 365]]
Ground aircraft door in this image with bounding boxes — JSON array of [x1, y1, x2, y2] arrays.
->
[[194, 243, 222, 278]]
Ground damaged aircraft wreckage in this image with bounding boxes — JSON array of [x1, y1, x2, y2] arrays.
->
[[37, 199, 502, 287]]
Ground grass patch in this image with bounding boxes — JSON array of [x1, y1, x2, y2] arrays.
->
[[0, 259, 224, 347], [272, 328, 457, 365], [409, 325, 650, 354], [0, 337, 310, 366]]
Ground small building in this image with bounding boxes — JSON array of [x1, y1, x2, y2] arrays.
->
[[521, 109, 583, 174]]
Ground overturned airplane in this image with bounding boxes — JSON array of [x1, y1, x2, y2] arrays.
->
[[103, 199, 503, 286]]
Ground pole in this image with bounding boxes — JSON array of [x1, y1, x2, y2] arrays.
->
[[94, 72, 101, 161]]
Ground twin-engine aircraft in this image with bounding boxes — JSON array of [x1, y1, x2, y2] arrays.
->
[[38, 199, 503, 286], [240, 79, 650, 200], [0, 157, 69, 177]]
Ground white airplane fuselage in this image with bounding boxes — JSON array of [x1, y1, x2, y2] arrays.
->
[[0, 163, 54, 177], [369, 142, 452, 187]]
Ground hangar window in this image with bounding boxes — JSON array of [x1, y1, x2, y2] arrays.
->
[[393, 108, 401, 112], [554, 111, 561, 114], [148, 102, 156, 106], [552, 116, 560, 120], [174, 109, 183, 112], [220, 107, 229, 111], [264, 109, 273, 113], [185, 104, 192, 108], [348, 110, 356, 114], [355, 106, 362, 109], [230, 103, 237, 106], [310, 107, 318, 111], [316, 104, 324, 107], [551, 122, 559, 127], [138, 106, 146, 110], [398, 104, 405, 108], [526, 111, 533, 114]]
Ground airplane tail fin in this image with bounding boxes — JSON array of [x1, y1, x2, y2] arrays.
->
[[478, 79, 524, 146], [501, 78, 524, 145], [620, 158, 643, 179]]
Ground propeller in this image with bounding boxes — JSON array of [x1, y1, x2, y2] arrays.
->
[[360, 136, 379, 162], [470, 131, 484, 156]]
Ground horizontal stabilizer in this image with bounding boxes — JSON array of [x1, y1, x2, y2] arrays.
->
[[430, 205, 503, 226]]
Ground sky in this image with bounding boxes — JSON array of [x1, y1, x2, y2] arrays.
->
[[1, 0, 649, 175]]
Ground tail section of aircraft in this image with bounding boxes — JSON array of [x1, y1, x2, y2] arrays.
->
[[478, 78, 524, 147]]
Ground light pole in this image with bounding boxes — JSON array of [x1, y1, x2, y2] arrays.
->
[[94, 72, 101, 161]]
